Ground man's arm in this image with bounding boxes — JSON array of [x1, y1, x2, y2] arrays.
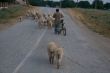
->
[[60, 13, 64, 18]]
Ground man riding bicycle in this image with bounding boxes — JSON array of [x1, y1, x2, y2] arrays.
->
[[53, 9, 64, 34]]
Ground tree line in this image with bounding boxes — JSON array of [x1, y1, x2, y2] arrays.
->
[[29, 0, 110, 9], [0, 0, 16, 7]]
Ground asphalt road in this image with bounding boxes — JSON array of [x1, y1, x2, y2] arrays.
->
[[0, 7, 110, 73]]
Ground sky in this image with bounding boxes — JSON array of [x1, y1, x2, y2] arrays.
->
[[53, 0, 110, 3]]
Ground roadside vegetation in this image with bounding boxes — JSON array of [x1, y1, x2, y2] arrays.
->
[[68, 8, 110, 37], [0, 5, 28, 30]]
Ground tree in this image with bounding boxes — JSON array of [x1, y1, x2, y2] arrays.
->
[[29, 0, 43, 6], [0, 0, 16, 7], [78, 1, 91, 8], [92, 0, 104, 9], [61, 0, 75, 8], [104, 3, 110, 9]]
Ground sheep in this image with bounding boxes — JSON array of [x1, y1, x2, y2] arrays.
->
[[36, 11, 41, 19], [37, 16, 46, 28], [48, 14, 55, 23], [27, 9, 32, 17], [27, 8, 37, 19], [43, 14, 47, 20], [47, 42, 58, 64], [37, 13, 48, 28], [17, 16, 23, 22], [47, 14, 55, 28], [37, 18, 44, 28], [55, 47, 64, 69], [35, 12, 42, 23], [42, 14, 48, 26], [25, 12, 29, 17], [47, 19, 53, 29], [29, 9, 37, 20]]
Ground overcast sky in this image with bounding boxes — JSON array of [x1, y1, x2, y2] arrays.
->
[[53, 0, 110, 3]]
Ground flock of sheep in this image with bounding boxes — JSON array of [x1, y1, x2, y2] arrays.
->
[[25, 7, 55, 29]]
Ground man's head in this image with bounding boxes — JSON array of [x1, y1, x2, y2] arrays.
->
[[56, 9, 59, 12]]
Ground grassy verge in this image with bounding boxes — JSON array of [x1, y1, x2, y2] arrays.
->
[[0, 5, 28, 30], [68, 8, 110, 38]]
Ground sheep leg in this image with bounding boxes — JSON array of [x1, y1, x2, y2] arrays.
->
[[49, 56, 52, 64], [49, 56, 54, 64], [57, 54, 63, 69], [57, 60, 60, 69], [51, 56, 54, 64]]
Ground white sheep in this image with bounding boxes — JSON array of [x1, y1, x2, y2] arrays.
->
[[55, 47, 64, 69], [47, 42, 58, 64], [37, 18, 43, 28], [47, 19, 53, 29], [47, 14, 55, 28], [17, 16, 23, 22], [37, 16, 46, 28]]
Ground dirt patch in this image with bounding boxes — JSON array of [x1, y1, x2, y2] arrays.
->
[[67, 8, 110, 38]]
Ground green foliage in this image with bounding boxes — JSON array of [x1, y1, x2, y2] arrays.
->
[[78, 1, 91, 8], [61, 0, 75, 8], [28, 0, 75, 8], [29, 0, 44, 6], [104, 3, 110, 9], [92, 0, 104, 9], [0, 0, 15, 2]]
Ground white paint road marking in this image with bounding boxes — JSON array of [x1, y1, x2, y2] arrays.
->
[[12, 29, 47, 73]]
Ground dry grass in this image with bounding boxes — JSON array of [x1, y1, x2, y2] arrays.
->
[[68, 8, 110, 38]]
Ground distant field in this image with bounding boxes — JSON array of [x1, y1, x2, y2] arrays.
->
[[0, 5, 28, 30], [69, 8, 110, 38]]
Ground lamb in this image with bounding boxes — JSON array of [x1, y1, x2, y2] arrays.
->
[[55, 47, 64, 69], [37, 16, 47, 28], [47, 42, 58, 64]]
